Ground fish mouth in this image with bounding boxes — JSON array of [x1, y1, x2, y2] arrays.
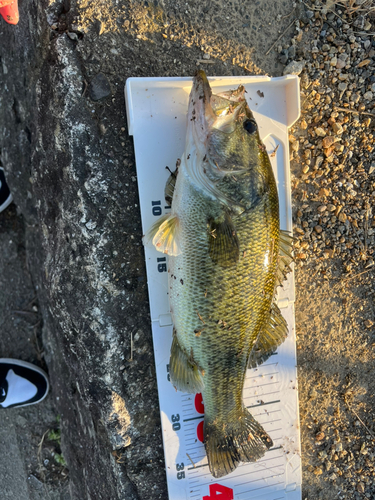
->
[[184, 71, 251, 209], [188, 71, 215, 138], [193, 70, 213, 105], [190, 71, 247, 135]]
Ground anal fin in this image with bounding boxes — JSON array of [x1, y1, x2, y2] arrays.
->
[[248, 302, 288, 368], [169, 334, 204, 394]]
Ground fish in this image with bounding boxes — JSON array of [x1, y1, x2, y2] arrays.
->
[[147, 70, 293, 478]]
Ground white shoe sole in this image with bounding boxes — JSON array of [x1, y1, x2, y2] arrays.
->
[[0, 358, 49, 407]]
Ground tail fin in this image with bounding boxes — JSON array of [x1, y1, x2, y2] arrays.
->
[[204, 408, 272, 478]]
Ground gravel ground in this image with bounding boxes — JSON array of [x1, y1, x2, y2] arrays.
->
[[287, 1, 375, 499]]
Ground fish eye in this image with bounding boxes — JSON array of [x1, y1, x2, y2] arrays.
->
[[243, 119, 257, 134]]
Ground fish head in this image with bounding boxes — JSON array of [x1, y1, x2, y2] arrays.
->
[[186, 71, 264, 204]]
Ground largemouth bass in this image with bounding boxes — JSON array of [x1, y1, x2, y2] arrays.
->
[[148, 71, 293, 478]]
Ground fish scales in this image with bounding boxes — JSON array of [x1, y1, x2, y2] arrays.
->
[[170, 173, 279, 397], [148, 70, 292, 478]]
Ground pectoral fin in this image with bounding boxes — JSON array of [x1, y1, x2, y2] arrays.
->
[[248, 302, 288, 368], [169, 333, 205, 394], [208, 213, 240, 267], [144, 214, 181, 255], [275, 229, 294, 287]]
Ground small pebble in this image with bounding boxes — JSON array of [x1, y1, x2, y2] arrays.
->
[[363, 117, 371, 127], [322, 136, 336, 148], [357, 482, 365, 493], [331, 123, 343, 134], [315, 127, 326, 137], [67, 32, 79, 41], [283, 60, 305, 76], [330, 56, 337, 67], [279, 49, 289, 65], [85, 220, 97, 230], [364, 20, 372, 31], [288, 45, 296, 59], [316, 431, 325, 441], [89, 73, 111, 101], [315, 157, 324, 169], [363, 91, 373, 101], [324, 146, 335, 158]]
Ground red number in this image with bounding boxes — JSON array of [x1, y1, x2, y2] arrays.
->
[[197, 421, 204, 443], [195, 393, 204, 414], [203, 483, 234, 500]]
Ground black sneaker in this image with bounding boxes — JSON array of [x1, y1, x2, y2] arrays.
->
[[0, 359, 49, 408], [0, 167, 13, 213]]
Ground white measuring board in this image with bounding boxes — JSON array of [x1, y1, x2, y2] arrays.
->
[[125, 75, 302, 500]]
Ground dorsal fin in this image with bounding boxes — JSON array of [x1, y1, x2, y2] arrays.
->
[[248, 302, 288, 368], [248, 230, 294, 368], [275, 229, 294, 287]]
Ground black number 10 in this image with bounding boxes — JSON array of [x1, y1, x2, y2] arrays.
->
[[152, 200, 162, 216]]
